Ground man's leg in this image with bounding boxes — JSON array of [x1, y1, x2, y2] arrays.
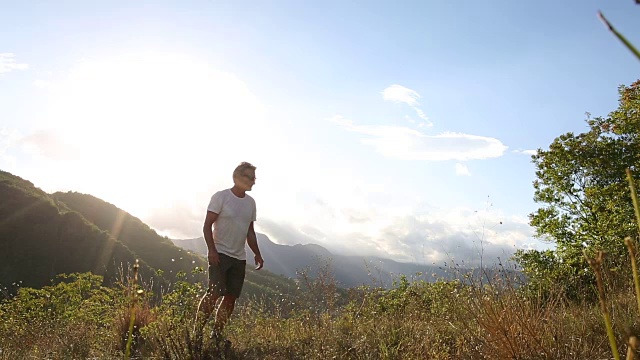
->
[[195, 290, 219, 333], [213, 295, 236, 335], [194, 263, 226, 335], [192, 291, 218, 354], [212, 256, 245, 336]]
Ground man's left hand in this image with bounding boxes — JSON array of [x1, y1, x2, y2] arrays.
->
[[254, 254, 264, 270]]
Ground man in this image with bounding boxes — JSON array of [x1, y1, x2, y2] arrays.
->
[[195, 162, 264, 344]]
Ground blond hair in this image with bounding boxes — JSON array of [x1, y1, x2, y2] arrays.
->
[[233, 162, 256, 179]]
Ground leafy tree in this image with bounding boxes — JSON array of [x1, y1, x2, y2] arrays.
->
[[516, 81, 640, 297]]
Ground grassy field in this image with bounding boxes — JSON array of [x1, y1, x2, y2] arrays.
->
[[2, 258, 639, 360]]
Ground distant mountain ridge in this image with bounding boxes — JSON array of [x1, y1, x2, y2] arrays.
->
[[172, 234, 453, 288]]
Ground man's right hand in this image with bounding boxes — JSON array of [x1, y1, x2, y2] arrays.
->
[[208, 251, 220, 266]]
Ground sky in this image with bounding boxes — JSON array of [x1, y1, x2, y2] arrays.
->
[[1, 0, 639, 267]]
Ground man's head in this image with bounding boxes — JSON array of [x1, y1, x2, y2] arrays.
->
[[232, 162, 257, 191]]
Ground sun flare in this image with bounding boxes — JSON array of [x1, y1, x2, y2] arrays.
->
[[33, 53, 267, 219]]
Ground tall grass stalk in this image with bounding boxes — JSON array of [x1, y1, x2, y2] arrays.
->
[[625, 237, 640, 316], [628, 336, 639, 360], [125, 259, 141, 358], [627, 169, 640, 315], [598, 11, 640, 61], [585, 251, 620, 360], [626, 169, 640, 237]]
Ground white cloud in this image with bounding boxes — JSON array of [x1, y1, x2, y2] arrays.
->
[[414, 108, 429, 122], [33, 79, 53, 89], [332, 116, 508, 161], [0, 128, 20, 155], [383, 84, 433, 127], [145, 201, 202, 239], [258, 204, 539, 266], [328, 114, 353, 127], [0, 53, 28, 74], [382, 84, 420, 106], [0, 128, 21, 172], [455, 163, 471, 176], [513, 149, 537, 156], [20, 129, 82, 160]]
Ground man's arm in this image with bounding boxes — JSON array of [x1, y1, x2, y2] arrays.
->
[[204, 211, 220, 265], [246, 222, 264, 270]]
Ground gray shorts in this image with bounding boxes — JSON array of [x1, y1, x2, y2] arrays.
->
[[208, 253, 246, 298]]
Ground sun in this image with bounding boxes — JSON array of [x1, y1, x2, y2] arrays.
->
[[38, 52, 267, 219]]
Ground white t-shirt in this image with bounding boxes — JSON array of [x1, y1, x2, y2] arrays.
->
[[207, 189, 256, 260]]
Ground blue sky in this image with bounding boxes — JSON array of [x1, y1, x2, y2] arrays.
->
[[1, 0, 639, 266]]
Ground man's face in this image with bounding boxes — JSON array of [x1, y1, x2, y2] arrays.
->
[[234, 169, 256, 191]]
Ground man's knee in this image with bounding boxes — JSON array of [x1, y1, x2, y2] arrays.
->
[[221, 295, 237, 306], [201, 290, 219, 306]]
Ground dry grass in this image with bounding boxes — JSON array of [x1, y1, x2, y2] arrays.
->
[[3, 263, 640, 359], [212, 268, 636, 360]]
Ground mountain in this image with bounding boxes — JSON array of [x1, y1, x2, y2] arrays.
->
[[51, 191, 208, 287], [0, 170, 158, 292], [172, 234, 454, 288], [0, 170, 296, 299]]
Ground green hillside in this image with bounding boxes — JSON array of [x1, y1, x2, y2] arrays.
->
[[0, 170, 160, 293], [52, 191, 208, 286]]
